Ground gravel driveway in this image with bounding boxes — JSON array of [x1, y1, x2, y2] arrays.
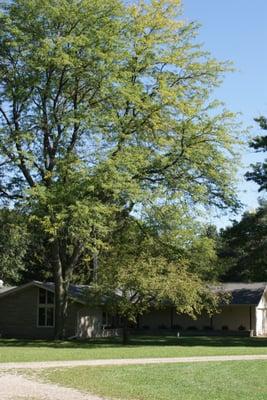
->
[[0, 372, 105, 400], [0, 354, 267, 370]]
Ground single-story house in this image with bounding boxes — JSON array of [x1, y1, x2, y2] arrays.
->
[[0, 281, 104, 339], [0, 281, 266, 338], [138, 283, 267, 336]]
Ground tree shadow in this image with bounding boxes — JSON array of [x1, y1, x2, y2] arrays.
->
[[0, 335, 267, 349]]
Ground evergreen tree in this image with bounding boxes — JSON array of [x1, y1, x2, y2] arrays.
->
[[218, 201, 267, 282], [246, 116, 267, 192]]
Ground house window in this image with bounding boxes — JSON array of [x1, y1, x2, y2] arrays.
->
[[37, 288, 55, 327], [102, 311, 108, 326], [102, 311, 111, 328]]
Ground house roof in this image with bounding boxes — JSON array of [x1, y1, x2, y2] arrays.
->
[[0, 286, 16, 294], [0, 281, 90, 304], [0, 281, 266, 306], [41, 282, 90, 304], [213, 282, 267, 305]]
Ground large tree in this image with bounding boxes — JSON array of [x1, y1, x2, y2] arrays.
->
[[0, 0, 240, 338]]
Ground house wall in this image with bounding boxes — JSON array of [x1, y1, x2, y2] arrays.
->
[[0, 286, 81, 339], [65, 301, 81, 338], [76, 306, 103, 338], [256, 289, 267, 336], [212, 305, 255, 331], [139, 309, 211, 331], [172, 312, 211, 330], [139, 305, 256, 332], [139, 309, 173, 330], [0, 286, 54, 339]]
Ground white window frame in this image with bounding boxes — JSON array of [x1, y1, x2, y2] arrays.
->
[[37, 288, 55, 328]]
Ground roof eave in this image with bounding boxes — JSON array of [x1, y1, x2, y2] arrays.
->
[[0, 281, 86, 304]]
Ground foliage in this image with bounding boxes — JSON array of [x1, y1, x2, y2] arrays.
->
[[0, 0, 241, 336], [246, 116, 267, 192], [91, 214, 220, 342], [0, 207, 61, 285], [218, 200, 267, 282], [0, 208, 29, 284]]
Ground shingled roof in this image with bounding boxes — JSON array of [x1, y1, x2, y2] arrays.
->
[[41, 281, 90, 303], [0, 281, 266, 306], [213, 282, 267, 305], [0, 281, 90, 304], [0, 286, 16, 295]]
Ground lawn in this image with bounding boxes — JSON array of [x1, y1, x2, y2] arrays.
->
[[39, 361, 267, 400], [0, 336, 267, 363]]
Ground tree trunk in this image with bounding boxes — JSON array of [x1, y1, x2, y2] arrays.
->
[[51, 240, 68, 339], [51, 241, 81, 339], [53, 268, 71, 339], [93, 252, 98, 282], [54, 267, 65, 339], [122, 317, 129, 345]]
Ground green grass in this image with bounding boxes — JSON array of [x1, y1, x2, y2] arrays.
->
[[0, 336, 267, 363], [39, 361, 267, 400]]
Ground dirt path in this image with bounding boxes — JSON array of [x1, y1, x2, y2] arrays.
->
[[0, 372, 105, 400], [0, 354, 267, 370]]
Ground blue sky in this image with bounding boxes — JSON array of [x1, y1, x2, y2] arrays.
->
[[183, 0, 267, 228]]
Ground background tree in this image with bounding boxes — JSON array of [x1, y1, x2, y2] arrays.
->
[[218, 115, 267, 282], [0, 0, 240, 337], [246, 116, 267, 192], [217, 200, 267, 282], [0, 207, 63, 285], [0, 208, 29, 284]]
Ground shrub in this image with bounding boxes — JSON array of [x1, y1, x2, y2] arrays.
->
[[158, 324, 167, 330], [238, 325, 246, 331], [173, 324, 183, 330], [203, 325, 213, 331]]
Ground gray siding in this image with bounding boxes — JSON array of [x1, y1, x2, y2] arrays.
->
[[0, 286, 54, 338], [65, 301, 81, 337], [77, 306, 103, 338], [0, 286, 81, 339], [139, 305, 256, 332], [139, 309, 210, 331], [212, 305, 256, 331]]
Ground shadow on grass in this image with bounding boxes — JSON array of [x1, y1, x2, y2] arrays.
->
[[0, 335, 267, 349]]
